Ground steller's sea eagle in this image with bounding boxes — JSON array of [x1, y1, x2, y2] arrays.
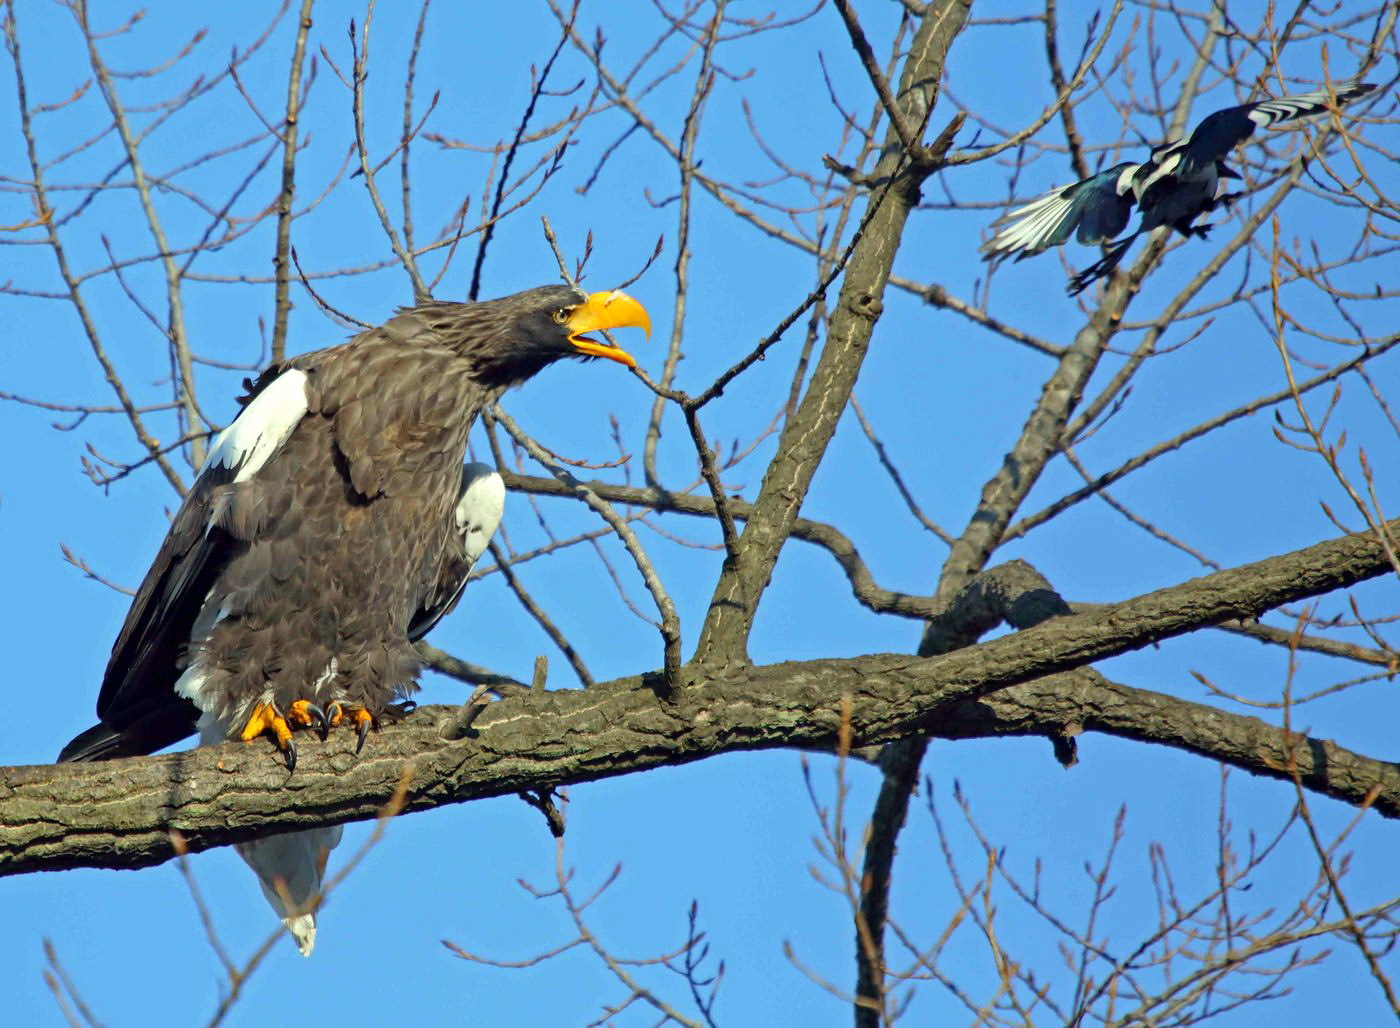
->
[[57, 284, 650, 953], [979, 81, 1376, 293], [233, 460, 506, 954]]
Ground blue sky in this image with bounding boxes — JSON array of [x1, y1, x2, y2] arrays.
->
[[3, 2, 1398, 1024]]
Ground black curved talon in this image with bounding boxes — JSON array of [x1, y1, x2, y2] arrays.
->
[[305, 702, 330, 740], [284, 738, 298, 772], [356, 716, 371, 755]]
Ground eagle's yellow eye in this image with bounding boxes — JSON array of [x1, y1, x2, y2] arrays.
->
[[552, 308, 571, 325]]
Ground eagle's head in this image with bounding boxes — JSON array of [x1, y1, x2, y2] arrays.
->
[[453, 284, 652, 389]]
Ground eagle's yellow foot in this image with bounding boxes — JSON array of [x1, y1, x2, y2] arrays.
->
[[287, 699, 331, 741], [239, 702, 300, 771], [325, 701, 376, 754]]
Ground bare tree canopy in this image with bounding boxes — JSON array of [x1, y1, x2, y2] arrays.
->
[[2, 0, 1397, 1024]]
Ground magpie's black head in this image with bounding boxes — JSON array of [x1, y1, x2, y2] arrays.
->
[[430, 284, 651, 390]]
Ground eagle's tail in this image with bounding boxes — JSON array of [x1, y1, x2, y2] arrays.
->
[[236, 825, 345, 957]]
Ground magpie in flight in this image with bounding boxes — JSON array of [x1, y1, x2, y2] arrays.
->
[[980, 82, 1377, 294]]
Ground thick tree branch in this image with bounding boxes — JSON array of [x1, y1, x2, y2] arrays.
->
[[931, 667, 1400, 815], [4, 519, 1394, 877], [692, 1, 972, 667]]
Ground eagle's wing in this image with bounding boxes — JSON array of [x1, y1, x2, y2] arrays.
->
[[58, 365, 314, 761], [408, 463, 505, 643]]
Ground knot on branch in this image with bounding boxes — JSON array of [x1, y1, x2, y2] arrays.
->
[[922, 559, 1071, 655]]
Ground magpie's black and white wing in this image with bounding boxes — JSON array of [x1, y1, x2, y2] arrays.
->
[[981, 162, 1140, 263], [58, 365, 314, 761], [1177, 81, 1377, 180], [408, 463, 505, 642]]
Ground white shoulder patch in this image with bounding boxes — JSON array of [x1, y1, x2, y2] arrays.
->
[[1115, 163, 1141, 195], [201, 368, 310, 483], [456, 463, 505, 565], [1135, 148, 1182, 197]]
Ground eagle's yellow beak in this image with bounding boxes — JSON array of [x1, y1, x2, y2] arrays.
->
[[565, 290, 651, 368]]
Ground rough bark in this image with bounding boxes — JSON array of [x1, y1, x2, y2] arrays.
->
[[4, 519, 1394, 877]]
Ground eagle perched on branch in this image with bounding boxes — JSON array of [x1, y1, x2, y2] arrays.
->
[[58, 284, 651, 952]]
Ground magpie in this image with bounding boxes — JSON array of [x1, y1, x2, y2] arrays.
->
[[981, 82, 1377, 294]]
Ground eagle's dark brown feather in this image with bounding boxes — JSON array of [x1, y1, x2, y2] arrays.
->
[[59, 285, 643, 762]]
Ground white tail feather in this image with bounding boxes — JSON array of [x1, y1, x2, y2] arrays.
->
[[234, 822, 344, 957]]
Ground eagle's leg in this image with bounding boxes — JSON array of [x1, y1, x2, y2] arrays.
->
[[325, 701, 377, 754], [239, 703, 300, 771]]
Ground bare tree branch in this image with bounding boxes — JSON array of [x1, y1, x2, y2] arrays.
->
[[6, 518, 1397, 877]]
